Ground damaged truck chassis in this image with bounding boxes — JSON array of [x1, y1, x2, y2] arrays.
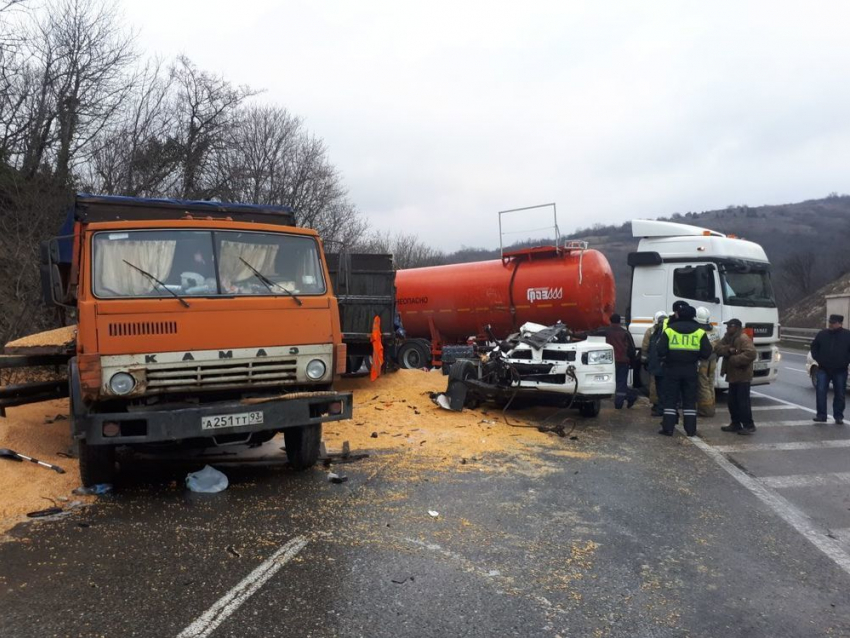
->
[[440, 322, 616, 417]]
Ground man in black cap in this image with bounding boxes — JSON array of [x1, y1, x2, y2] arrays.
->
[[655, 300, 691, 419], [715, 318, 758, 434], [810, 314, 850, 424], [604, 313, 638, 409], [656, 305, 713, 436]]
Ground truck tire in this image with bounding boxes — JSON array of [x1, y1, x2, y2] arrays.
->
[[810, 366, 818, 390], [398, 340, 430, 369], [578, 399, 601, 418], [448, 359, 480, 409], [78, 440, 116, 487], [346, 356, 365, 374], [284, 424, 322, 470]]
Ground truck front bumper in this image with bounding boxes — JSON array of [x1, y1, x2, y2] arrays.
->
[[75, 392, 353, 445]]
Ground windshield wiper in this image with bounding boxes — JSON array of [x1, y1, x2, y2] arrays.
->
[[728, 297, 757, 307], [239, 257, 303, 306], [122, 259, 190, 308]]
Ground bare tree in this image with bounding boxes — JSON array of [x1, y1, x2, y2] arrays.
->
[[10, 0, 135, 182], [170, 56, 256, 198], [217, 104, 366, 244], [83, 58, 180, 195], [356, 231, 445, 269], [780, 251, 819, 299]]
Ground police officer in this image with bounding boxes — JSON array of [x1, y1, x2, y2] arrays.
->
[[695, 306, 720, 417], [662, 300, 690, 332], [657, 305, 713, 436]]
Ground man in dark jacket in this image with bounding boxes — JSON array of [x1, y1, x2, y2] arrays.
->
[[715, 318, 758, 434], [641, 311, 668, 416], [656, 305, 713, 436], [811, 314, 850, 424], [605, 313, 637, 409]]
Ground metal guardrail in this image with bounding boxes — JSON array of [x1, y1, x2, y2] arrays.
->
[[780, 327, 819, 345]]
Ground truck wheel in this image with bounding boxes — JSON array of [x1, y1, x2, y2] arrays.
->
[[284, 424, 322, 470], [810, 366, 818, 390], [346, 356, 365, 374], [78, 440, 116, 487], [449, 359, 480, 409], [398, 340, 430, 369], [578, 399, 601, 418]]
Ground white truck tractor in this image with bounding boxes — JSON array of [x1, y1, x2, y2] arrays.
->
[[627, 220, 780, 389]]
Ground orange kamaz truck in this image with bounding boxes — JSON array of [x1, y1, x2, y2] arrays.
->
[[3, 194, 356, 485]]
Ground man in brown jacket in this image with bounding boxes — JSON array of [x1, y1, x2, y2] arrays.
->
[[714, 318, 758, 435], [605, 313, 638, 409]]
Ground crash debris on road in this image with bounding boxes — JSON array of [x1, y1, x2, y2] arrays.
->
[[329, 369, 611, 477], [0, 369, 614, 533], [0, 399, 89, 534]]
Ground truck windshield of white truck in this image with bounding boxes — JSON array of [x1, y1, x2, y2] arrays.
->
[[92, 229, 326, 298], [719, 262, 776, 308]]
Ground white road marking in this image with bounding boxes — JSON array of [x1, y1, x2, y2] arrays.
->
[[177, 536, 308, 638], [744, 420, 821, 427], [714, 440, 850, 453], [751, 390, 817, 414], [829, 529, 850, 545], [750, 405, 797, 411], [688, 437, 850, 577], [759, 472, 850, 489], [782, 367, 807, 373], [779, 350, 808, 357]]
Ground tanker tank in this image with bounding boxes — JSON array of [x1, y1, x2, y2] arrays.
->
[[395, 246, 616, 345]]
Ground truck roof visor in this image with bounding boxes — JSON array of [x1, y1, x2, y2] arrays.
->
[[73, 194, 296, 227], [627, 251, 663, 267]]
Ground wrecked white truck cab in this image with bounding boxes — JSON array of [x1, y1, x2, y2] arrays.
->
[[440, 322, 616, 417]]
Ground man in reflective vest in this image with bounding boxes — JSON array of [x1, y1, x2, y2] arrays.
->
[[656, 305, 713, 436], [657, 300, 691, 421]]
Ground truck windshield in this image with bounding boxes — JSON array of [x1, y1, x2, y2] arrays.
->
[[92, 229, 326, 299], [720, 265, 776, 308]]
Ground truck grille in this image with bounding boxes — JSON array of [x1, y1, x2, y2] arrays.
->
[[109, 321, 178, 337], [746, 323, 773, 338], [146, 357, 298, 391]]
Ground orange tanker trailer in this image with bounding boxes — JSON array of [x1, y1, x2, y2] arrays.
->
[[394, 244, 617, 368]]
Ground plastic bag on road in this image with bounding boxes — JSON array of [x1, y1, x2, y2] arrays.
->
[[186, 465, 229, 493]]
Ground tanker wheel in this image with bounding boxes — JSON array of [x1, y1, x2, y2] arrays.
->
[[398, 340, 430, 369], [578, 399, 601, 418]]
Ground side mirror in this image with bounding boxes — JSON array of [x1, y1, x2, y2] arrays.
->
[[51, 263, 65, 303]]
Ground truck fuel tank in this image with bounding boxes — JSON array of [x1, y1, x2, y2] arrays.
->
[[396, 246, 616, 341]]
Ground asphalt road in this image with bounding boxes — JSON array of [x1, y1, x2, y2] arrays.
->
[[3, 365, 850, 638], [755, 347, 819, 408]]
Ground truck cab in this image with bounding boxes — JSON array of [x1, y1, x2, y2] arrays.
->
[[627, 220, 780, 389], [43, 194, 353, 485]]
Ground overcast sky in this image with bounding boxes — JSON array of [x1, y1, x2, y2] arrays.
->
[[124, 1, 850, 250]]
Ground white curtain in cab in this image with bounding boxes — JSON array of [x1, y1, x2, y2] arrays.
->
[[218, 241, 279, 284], [96, 240, 177, 296]]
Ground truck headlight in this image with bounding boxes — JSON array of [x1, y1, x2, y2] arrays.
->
[[109, 372, 136, 395], [586, 350, 614, 365], [306, 359, 327, 380]]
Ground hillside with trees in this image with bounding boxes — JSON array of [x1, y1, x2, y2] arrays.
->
[[418, 195, 850, 319], [1, 1, 847, 346], [0, 0, 365, 345]]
